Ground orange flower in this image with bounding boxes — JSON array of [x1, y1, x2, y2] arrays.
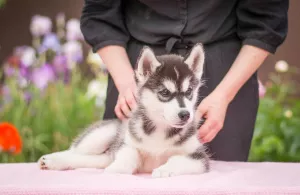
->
[[0, 122, 22, 155], [7, 56, 21, 68]]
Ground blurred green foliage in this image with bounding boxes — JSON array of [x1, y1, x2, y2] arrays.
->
[[249, 66, 300, 162], [0, 0, 5, 8], [0, 69, 104, 163], [0, 13, 108, 163]]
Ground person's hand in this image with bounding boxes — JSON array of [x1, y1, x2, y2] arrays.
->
[[197, 91, 230, 143], [114, 80, 138, 120]]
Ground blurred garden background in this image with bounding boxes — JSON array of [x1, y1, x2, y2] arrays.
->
[[0, 0, 299, 163]]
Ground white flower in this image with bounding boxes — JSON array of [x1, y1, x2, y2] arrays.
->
[[95, 96, 105, 108], [62, 41, 83, 69], [284, 110, 293, 118], [30, 15, 52, 37], [86, 79, 107, 107], [87, 50, 102, 65], [275, 60, 289, 73], [18, 77, 29, 88], [86, 79, 107, 99], [86, 50, 106, 71], [66, 19, 84, 41], [21, 47, 36, 67]]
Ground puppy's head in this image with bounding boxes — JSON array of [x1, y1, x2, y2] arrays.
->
[[135, 44, 205, 128]]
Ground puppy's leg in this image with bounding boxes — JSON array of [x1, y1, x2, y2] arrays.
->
[[152, 137, 209, 178], [38, 150, 112, 170], [38, 120, 119, 170], [104, 145, 140, 174], [151, 153, 208, 178]]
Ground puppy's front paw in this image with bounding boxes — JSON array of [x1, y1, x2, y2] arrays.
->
[[38, 153, 71, 170], [152, 154, 208, 178], [152, 165, 181, 178], [104, 163, 135, 174], [152, 168, 175, 178]]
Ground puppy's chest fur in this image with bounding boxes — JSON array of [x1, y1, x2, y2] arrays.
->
[[122, 119, 195, 172]]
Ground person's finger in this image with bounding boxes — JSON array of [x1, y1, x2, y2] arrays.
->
[[114, 103, 125, 120], [198, 116, 218, 138], [132, 84, 138, 99], [201, 127, 220, 143], [200, 117, 224, 143], [119, 96, 131, 118], [197, 103, 207, 119], [125, 89, 137, 111]]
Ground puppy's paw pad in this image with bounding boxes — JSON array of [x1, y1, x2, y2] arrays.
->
[[38, 154, 70, 170], [39, 157, 49, 170]]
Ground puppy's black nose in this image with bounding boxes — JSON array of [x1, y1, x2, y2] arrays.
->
[[178, 111, 190, 122]]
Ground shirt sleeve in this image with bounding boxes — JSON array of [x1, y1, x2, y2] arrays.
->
[[80, 0, 129, 53], [236, 0, 289, 54]]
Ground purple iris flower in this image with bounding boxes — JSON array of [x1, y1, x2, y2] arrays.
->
[[1, 85, 11, 105], [31, 64, 55, 90], [53, 55, 71, 83], [23, 92, 32, 104], [39, 33, 61, 54], [19, 66, 28, 78], [63, 70, 71, 84], [53, 55, 67, 74], [4, 61, 29, 80], [72, 49, 83, 63], [63, 41, 83, 68], [3, 66, 15, 77], [19, 62, 31, 78]]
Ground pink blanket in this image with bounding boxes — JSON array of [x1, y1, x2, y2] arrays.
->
[[0, 161, 300, 195]]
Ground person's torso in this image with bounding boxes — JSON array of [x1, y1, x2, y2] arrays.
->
[[124, 0, 239, 51]]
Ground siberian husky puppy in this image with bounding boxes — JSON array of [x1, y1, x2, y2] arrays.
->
[[38, 43, 210, 178]]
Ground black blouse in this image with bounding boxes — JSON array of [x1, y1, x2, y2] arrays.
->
[[80, 0, 289, 54]]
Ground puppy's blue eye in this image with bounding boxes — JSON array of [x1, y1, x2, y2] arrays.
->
[[159, 89, 171, 97]]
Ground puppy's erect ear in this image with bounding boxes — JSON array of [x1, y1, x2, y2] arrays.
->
[[135, 46, 161, 82], [184, 43, 205, 80]]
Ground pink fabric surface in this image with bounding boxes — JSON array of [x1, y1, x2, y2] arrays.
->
[[0, 161, 300, 195]]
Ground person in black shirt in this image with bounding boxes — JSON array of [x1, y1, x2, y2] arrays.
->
[[80, 0, 289, 161]]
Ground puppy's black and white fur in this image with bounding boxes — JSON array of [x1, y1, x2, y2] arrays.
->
[[38, 43, 210, 178]]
